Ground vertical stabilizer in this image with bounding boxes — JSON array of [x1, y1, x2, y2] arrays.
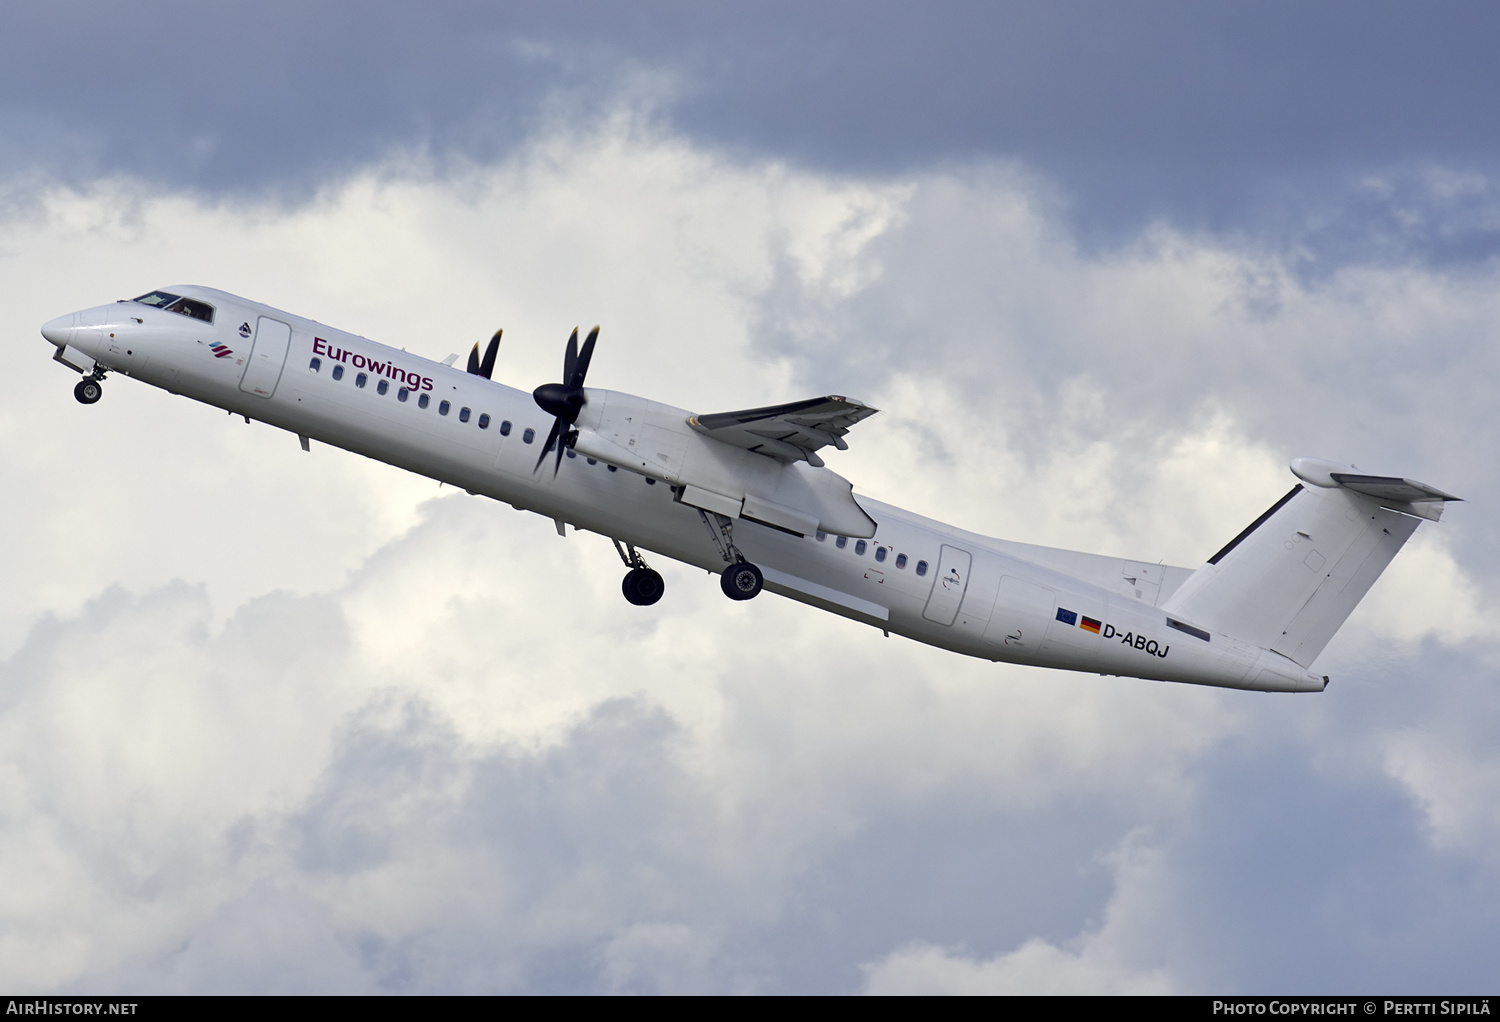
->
[[1158, 459, 1459, 667]]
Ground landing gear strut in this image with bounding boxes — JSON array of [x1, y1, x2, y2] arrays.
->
[[73, 372, 104, 405], [698, 509, 764, 601], [614, 539, 664, 606]]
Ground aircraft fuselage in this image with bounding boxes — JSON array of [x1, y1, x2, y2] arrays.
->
[[41, 287, 1331, 692]]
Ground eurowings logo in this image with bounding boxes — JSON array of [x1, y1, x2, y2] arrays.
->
[[312, 337, 434, 392], [209, 341, 235, 359]]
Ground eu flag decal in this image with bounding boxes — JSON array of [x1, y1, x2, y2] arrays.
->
[[1056, 608, 1078, 626]]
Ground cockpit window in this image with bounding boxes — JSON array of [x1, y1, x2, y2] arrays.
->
[[166, 297, 214, 323], [132, 291, 215, 323], [133, 289, 214, 321]]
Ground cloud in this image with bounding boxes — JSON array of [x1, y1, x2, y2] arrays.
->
[[3, 114, 1499, 992], [860, 835, 1177, 995], [8, 2, 1500, 259]]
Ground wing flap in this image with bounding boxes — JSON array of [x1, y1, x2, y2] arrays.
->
[[688, 395, 877, 465]]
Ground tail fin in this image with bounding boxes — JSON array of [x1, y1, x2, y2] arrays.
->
[[1159, 458, 1460, 667]]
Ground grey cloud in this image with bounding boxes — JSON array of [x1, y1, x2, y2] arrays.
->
[[1160, 689, 1500, 993], [7, 2, 1500, 259], [19, 562, 1495, 993]]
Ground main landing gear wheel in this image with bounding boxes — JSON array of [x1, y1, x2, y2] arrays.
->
[[720, 561, 764, 601], [74, 378, 102, 404], [622, 567, 665, 606]]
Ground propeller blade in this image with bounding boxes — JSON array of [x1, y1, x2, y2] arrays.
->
[[533, 417, 566, 474], [531, 326, 601, 460], [570, 326, 599, 388], [466, 342, 481, 376], [562, 328, 579, 386], [479, 329, 501, 379]]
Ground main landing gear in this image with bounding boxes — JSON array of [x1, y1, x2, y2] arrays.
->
[[720, 560, 764, 601], [73, 371, 105, 405], [610, 510, 768, 607], [699, 509, 764, 602], [614, 539, 665, 606]]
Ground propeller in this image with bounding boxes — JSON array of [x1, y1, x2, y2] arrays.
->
[[532, 326, 599, 475], [466, 329, 502, 380]]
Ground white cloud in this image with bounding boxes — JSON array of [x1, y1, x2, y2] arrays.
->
[[1384, 736, 1500, 858]]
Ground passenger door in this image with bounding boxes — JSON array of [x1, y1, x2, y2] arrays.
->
[[922, 544, 972, 626], [239, 317, 292, 398]]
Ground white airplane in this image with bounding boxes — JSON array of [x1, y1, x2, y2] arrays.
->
[[41, 286, 1460, 693]]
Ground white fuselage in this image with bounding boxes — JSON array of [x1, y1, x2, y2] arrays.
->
[[42, 287, 1327, 692]]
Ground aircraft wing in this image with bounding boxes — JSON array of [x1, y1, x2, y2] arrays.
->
[[687, 395, 877, 467]]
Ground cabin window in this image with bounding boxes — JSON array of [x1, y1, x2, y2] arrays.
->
[[607, 465, 617, 472], [855, 540, 867, 555], [377, 379, 389, 395], [398, 387, 409, 402], [646, 478, 656, 485], [836, 536, 848, 549], [916, 560, 929, 576], [566, 449, 576, 459], [418, 393, 430, 409], [355, 372, 367, 388], [331, 364, 344, 381], [308, 357, 321, 373], [438, 400, 450, 416], [459, 406, 470, 422], [499, 420, 511, 436], [523, 427, 535, 443], [896, 553, 908, 569], [875, 546, 887, 562], [815, 531, 826, 542], [478, 413, 490, 429], [586, 458, 597, 465]]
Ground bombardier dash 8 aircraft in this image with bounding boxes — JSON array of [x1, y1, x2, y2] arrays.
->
[[41, 286, 1459, 693]]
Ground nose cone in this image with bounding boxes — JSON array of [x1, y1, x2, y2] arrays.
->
[[41, 313, 77, 347]]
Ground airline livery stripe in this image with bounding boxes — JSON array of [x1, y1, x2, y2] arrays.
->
[[1206, 485, 1303, 566]]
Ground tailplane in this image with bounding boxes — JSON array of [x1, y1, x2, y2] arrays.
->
[[1158, 458, 1460, 667]]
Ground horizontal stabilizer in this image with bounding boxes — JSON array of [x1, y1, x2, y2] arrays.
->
[[1291, 457, 1461, 521], [1328, 473, 1460, 504]]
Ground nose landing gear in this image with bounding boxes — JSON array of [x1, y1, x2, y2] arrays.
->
[[623, 567, 665, 606], [73, 374, 104, 405], [614, 539, 664, 606]]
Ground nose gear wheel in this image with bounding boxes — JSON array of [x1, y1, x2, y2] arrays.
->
[[614, 538, 664, 606], [74, 377, 103, 404]]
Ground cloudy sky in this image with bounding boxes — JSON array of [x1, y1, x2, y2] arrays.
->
[[2, 1, 1498, 994]]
